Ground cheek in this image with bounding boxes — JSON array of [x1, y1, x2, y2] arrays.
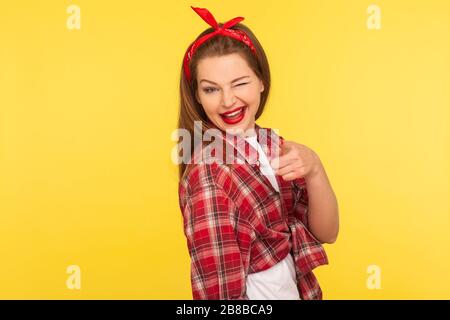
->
[[242, 84, 261, 101], [241, 89, 261, 109], [202, 101, 222, 117], [198, 94, 218, 113]]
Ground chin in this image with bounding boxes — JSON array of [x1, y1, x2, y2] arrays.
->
[[224, 121, 252, 134]]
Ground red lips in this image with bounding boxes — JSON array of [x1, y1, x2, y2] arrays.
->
[[220, 106, 247, 125], [220, 106, 246, 116]]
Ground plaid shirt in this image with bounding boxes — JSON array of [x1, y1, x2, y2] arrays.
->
[[178, 124, 328, 300]]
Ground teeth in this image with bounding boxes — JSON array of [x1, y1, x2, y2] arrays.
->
[[222, 108, 243, 118]]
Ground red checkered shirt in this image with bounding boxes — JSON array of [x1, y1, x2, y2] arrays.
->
[[178, 124, 329, 300]]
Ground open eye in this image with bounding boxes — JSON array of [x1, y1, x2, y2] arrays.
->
[[203, 87, 218, 94]]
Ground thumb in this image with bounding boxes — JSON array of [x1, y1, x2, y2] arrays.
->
[[280, 139, 292, 156]]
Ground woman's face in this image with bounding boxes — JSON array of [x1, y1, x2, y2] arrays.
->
[[195, 53, 264, 135]]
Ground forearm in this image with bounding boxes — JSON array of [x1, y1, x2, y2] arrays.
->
[[304, 157, 339, 244]]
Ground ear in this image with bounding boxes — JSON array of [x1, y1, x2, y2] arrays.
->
[[260, 80, 264, 93]]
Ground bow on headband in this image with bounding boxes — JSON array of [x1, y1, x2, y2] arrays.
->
[[183, 6, 257, 82]]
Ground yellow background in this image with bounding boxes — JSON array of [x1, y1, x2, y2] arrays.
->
[[0, 0, 448, 299]]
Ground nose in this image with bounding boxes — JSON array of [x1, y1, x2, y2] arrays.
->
[[221, 87, 237, 108]]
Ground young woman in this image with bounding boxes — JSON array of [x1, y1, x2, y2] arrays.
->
[[177, 6, 339, 300]]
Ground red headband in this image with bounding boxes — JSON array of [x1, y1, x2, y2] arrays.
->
[[183, 6, 257, 82]]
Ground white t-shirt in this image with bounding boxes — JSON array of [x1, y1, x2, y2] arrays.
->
[[244, 134, 280, 193], [244, 134, 301, 300]]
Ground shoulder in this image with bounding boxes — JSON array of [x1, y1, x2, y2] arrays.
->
[[178, 162, 233, 202]]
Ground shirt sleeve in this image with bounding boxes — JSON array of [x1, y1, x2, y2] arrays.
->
[[181, 177, 248, 300], [277, 135, 310, 227], [292, 177, 309, 227]]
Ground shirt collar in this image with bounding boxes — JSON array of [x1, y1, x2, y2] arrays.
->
[[220, 123, 283, 167]]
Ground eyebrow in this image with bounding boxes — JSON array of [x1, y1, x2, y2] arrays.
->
[[199, 76, 250, 85]]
